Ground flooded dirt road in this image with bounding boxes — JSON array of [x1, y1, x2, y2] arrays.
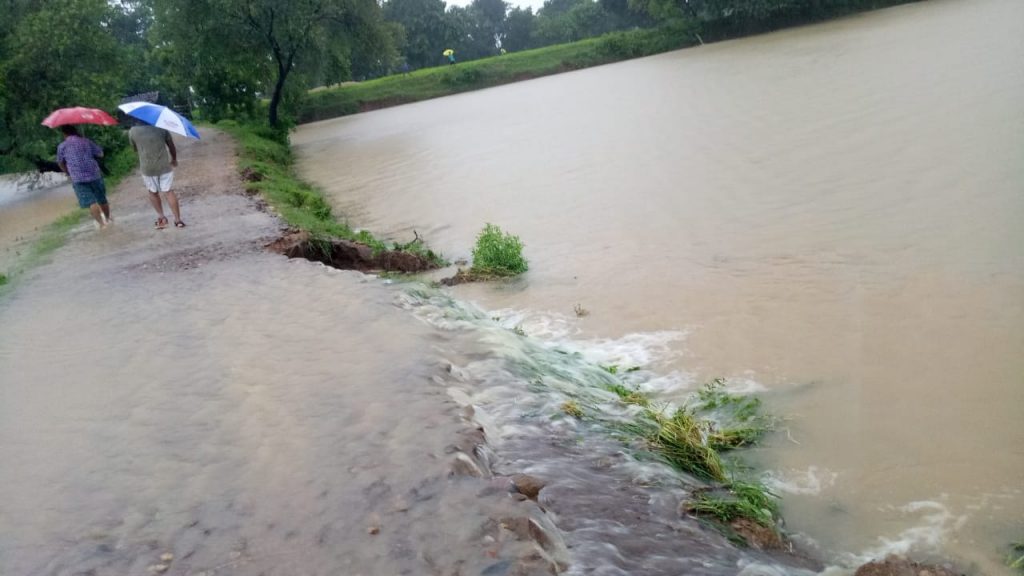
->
[[0, 132, 549, 576], [293, 0, 1024, 573]]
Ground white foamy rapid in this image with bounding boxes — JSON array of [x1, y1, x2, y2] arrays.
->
[[397, 286, 822, 575]]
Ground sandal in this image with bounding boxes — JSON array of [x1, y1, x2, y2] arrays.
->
[[155, 217, 168, 229], [174, 220, 186, 228]]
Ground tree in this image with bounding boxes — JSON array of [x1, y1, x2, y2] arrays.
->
[[383, 0, 449, 69], [0, 0, 129, 170], [149, 0, 265, 121], [150, 0, 394, 127], [535, 0, 615, 45], [229, 0, 347, 127], [503, 7, 537, 52], [470, 0, 509, 48]]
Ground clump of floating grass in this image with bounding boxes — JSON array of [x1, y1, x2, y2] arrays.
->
[[606, 382, 650, 408]]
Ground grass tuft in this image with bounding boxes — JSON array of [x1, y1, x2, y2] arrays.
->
[[561, 400, 583, 419], [687, 479, 779, 527], [1009, 541, 1024, 571], [649, 407, 726, 481], [597, 375, 779, 532], [606, 382, 650, 408]]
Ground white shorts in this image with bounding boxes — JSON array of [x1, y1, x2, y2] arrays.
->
[[142, 172, 174, 193]]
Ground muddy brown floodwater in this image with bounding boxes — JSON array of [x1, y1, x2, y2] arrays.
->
[[294, 0, 1024, 573]]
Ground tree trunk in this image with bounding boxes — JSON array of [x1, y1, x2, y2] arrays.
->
[[268, 62, 290, 128]]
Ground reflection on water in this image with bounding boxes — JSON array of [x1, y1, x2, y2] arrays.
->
[[294, 0, 1024, 572]]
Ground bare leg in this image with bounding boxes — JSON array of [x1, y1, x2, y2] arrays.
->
[[147, 191, 165, 218], [99, 203, 111, 223], [165, 190, 183, 224], [88, 203, 106, 228]]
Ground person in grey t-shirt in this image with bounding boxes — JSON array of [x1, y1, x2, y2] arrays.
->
[[128, 122, 183, 229]]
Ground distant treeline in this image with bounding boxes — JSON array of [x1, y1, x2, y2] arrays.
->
[[669, 0, 923, 41], [0, 0, 919, 172]]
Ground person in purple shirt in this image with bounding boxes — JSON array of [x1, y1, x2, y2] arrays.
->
[[56, 125, 111, 229]]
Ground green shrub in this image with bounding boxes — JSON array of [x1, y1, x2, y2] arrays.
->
[[0, 273, 8, 286], [471, 223, 528, 276]]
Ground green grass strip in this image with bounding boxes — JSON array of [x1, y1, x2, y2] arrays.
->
[[300, 24, 699, 123]]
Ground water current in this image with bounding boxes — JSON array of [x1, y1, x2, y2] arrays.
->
[[292, 0, 1024, 573]]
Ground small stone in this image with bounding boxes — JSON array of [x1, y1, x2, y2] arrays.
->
[[159, 553, 174, 562], [450, 452, 484, 477], [510, 474, 546, 500], [148, 564, 169, 573], [368, 526, 380, 535]]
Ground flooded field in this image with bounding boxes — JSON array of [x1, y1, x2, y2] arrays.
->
[[294, 0, 1024, 572]]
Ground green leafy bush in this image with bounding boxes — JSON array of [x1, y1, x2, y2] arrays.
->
[[471, 224, 528, 276]]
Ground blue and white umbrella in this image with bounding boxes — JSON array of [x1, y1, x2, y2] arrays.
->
[[117, 102, 200, 139]]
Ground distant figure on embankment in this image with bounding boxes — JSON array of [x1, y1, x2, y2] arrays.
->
[[128, 121, 185, 229], [56, 125, 112, 229]]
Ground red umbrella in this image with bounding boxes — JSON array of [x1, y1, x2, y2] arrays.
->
[[41, 107, 118, 128]]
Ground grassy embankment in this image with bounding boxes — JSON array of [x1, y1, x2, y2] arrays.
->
[[0, 147, 137, 296], [300, 0, 919, 123], [300, 24, 697, 123], [215, 120, 442, 265]]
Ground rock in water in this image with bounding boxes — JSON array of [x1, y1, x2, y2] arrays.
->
[[854, 555, 963, 576], [510, 474, 546, 500]]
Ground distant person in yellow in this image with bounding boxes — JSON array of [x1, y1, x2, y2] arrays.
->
[[128, 121, 184, 229]]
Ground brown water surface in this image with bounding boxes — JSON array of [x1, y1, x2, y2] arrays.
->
[[294, 0, 1024, 572]]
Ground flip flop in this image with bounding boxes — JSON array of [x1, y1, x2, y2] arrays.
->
[[174, 220, 186, 228], [155, 217, 168, 230]]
